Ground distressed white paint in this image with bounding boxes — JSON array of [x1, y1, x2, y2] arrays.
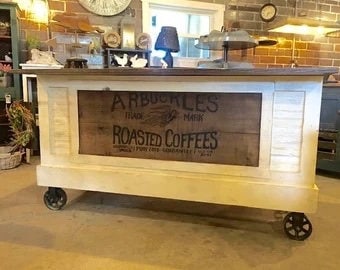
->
[[47, 88, 71, 155], [35, 73, 324, 213], [270, 91, 305, 172]]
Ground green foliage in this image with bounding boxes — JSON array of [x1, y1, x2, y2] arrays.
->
[[26, 35, 41, 50], [6, 101, 34, 153]]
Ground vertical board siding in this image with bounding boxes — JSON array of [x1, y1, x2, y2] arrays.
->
[[48, 88, 71, 155], [270, 91, 305, 172]]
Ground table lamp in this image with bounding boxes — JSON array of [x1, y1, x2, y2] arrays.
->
[[155, 26, 180, 68]]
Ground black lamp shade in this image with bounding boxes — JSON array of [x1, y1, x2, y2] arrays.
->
[[155, 26, 180, 52], [155, 26, 180, 68]]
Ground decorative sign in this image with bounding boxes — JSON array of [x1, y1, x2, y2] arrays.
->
[[78, 91, 262, 166]]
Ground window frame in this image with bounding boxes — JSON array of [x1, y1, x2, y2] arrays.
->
[[141, 0, 225, 66]]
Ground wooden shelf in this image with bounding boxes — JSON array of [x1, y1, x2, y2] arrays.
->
[[104, 48, 151, 68], [0, 86, 14, 90], [105, 48, 151, 53], [0, 3, 20, 144], [0, 3, 20, 102]]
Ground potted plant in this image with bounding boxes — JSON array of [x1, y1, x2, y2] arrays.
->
[[0, 101, 34, 169], [26, 35, 41, 60], [0, 63, 11, 87]]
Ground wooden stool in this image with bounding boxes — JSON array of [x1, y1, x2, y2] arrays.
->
[[64, 58, 88, 68]]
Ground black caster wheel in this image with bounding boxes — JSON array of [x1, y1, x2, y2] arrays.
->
[[43, 187, 67, 211], [283, 212, 312, 241]]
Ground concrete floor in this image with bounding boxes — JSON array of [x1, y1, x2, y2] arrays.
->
[[1, 158, 340, 270]]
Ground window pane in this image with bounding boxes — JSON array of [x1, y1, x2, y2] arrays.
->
[[176, 37, 209, 58], [188, 15, 210, 35], [150, 7, 210, 58], [151, 9, 188, 34]]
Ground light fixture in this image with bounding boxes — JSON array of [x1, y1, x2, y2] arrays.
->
[[30, 0, 49, 24], [267, 0, 340, 67], [326, 30, 340, 38], [268, 17, 340, 36], [17, 0, 49, 24]]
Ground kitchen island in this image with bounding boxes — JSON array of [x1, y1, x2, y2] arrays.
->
[[15, 67, 337, 240]]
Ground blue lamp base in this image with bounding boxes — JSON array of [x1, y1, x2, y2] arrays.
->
[[163, 50, 173, 68]]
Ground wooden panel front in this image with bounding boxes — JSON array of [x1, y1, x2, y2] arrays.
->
[[78, 91, 261, 166]]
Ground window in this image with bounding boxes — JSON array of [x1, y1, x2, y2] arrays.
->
[[141, 0, 225, 66]]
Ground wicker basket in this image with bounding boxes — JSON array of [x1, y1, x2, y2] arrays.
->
[[0, 146, 23, 170]]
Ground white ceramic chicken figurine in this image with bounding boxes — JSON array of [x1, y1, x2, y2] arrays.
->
[[114, 54, 128, 67], [130, 54, 148, 68]]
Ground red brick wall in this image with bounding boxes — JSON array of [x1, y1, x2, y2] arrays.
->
[[19, 0, 143, 62], [19, 0, 340, 69], [225, 0, 340, 68]]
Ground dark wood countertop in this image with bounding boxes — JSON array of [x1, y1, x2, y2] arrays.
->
[[11, 67, 338, 77]]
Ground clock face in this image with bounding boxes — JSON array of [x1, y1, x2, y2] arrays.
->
[[78, 0, 132, 16], [260, 3, 277, 22]]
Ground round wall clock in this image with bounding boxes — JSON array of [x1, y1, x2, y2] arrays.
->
[[259, 3, 277, 22], [78, 0, 132, 16]]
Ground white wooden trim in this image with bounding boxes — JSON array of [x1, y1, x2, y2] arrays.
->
[[141, 0, 224, 34], [36, 74, 322, 213], [141, 0, 225, 63]]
